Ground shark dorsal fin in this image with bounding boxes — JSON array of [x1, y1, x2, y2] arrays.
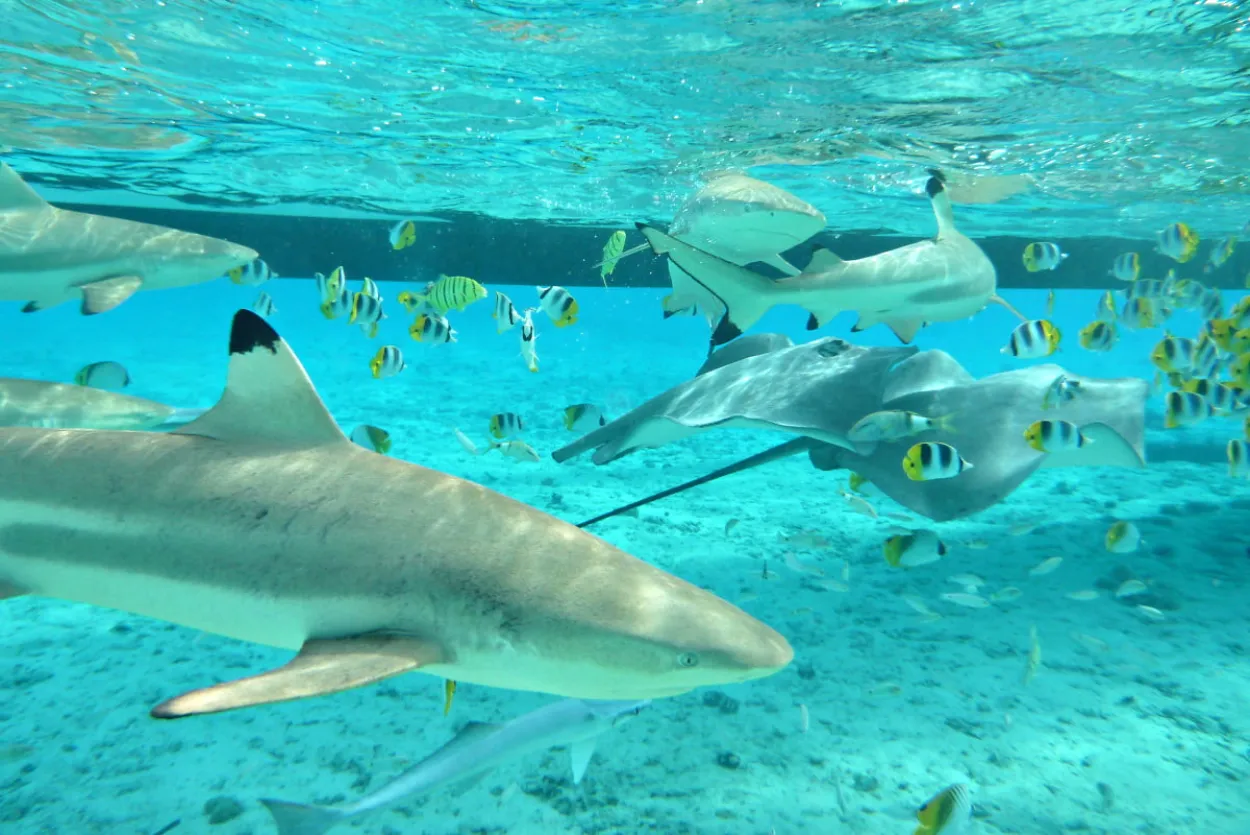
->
[[926, 175, 956, 238], [569, 737, 598, 785], [0, 164, 50, 212], [175, 310, 348, 446], [806, 247, 844, 273]]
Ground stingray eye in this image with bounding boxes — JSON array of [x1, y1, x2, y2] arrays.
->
[[677, 652, 700, 669]]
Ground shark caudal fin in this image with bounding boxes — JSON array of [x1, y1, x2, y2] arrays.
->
[[637, 222, 781, 346], [259, 799, 350, 835], [174, 309, 348, 446]]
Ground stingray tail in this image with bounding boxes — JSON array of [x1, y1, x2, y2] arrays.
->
[[636, 222, 782, 346], [259, 799, 351, 835]]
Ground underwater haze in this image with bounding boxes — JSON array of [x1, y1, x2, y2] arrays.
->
[[2, 2, 1250, 835]]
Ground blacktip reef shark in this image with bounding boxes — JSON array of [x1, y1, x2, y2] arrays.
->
[[261, 698, 647, 835], [554, 334, 1146, 524], [638, 173, 1024, 346], [660, 171, 826, 325], [0, 377, 203, 430], [0, 310, 792, 718], [0, 162, 257, 314]]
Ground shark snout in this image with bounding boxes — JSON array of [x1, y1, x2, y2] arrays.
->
[[736, 624, 794, 677]]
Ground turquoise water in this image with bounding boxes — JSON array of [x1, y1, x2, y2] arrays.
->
[[3, 2, 1250, 834]]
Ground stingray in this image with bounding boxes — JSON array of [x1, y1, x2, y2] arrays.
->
[[554, 337, 1147, 524]]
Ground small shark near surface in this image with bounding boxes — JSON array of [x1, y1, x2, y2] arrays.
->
[[0, 377, 203, 431], [261, 698, 648, 835], [0, 310, 792, 718], [0, 163, 257, 314], [662, 171, 826, 325], [639, 174, 1013, 346]]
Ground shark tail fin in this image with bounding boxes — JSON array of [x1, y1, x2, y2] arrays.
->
[[175, 309, 348, 446], [259, 799, 350, 835], [0, 163, 49, 211], [637, 222, 781, 346]]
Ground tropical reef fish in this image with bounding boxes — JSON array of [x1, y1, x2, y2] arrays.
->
[[1110, 252, 1139, 282], [253, 291, 277, 319], [488, 412, 524, 440], [350, 425, 392, 455], [410, 313, 457, 345], [1105, 520, 1141, 554], [74, 361, 130, 391], [563, 403, 607, 432], [1157, 221, 1200, 263], [0, 311, 793, 718], [1023, 419, 1090, 454], [492, 291, 522, 334], [847, 410, 954, 453], [260, 699, 648, 835], [902, 442, 973, 482], [369, 345, 405, 379], [519, 310, 539, 372], [538, 285, 579, 328], [882, 529, 947, 568], [413, 274, 487, 315], [229, 258, 274, 286], [1041, 375, 1082, 410], [1164, 390, 1210, 429], [913, 783, 972, 834], [388, 219, 417, 251], [601, 230, 626, 279], [489, 439, 541, 462], [1079, 320, 1117, 352], [1021, 241, 1067, 272], [1002, 319, 1060, 359], [0, 163, 256, 314]]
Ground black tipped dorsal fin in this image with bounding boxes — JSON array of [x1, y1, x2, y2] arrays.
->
[[176, 309, 347, 446], [925, 174, 956, 239], [0, 163, 50, 212]]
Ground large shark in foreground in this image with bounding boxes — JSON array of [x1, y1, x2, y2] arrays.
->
[[638, 175, 1006, 346], [0, 311, 792, 718], [554, 335, 1147, 523], [262, 698, 647, 835], [0, 163, 257, 314], [0, 377, 202, 430]]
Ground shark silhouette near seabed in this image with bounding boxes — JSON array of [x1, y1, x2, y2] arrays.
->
[[0, 377, 204, 430], [639, 174, 1022, 346], [0, 163, 257, 314], [553, 334, 1148, 524], [0, 311, 792, 719], [261, 698, 648, 835]]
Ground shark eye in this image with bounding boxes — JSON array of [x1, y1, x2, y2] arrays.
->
[[677, 652, 700, 669]]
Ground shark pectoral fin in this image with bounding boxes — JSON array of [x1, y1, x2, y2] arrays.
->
[[762, 253, 802, 277], [884, 318, 925, 344], [805, 308, 841, 331], [569, 737, 598, 785], [175, 310, 348, 446], [0, 581, 27, 600], [149, 634, 446, 719], [78, 275, 143, 315], [259, 799, 348, 835], [806, 247, 844, 272], [990, 293, 1030, 323]]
